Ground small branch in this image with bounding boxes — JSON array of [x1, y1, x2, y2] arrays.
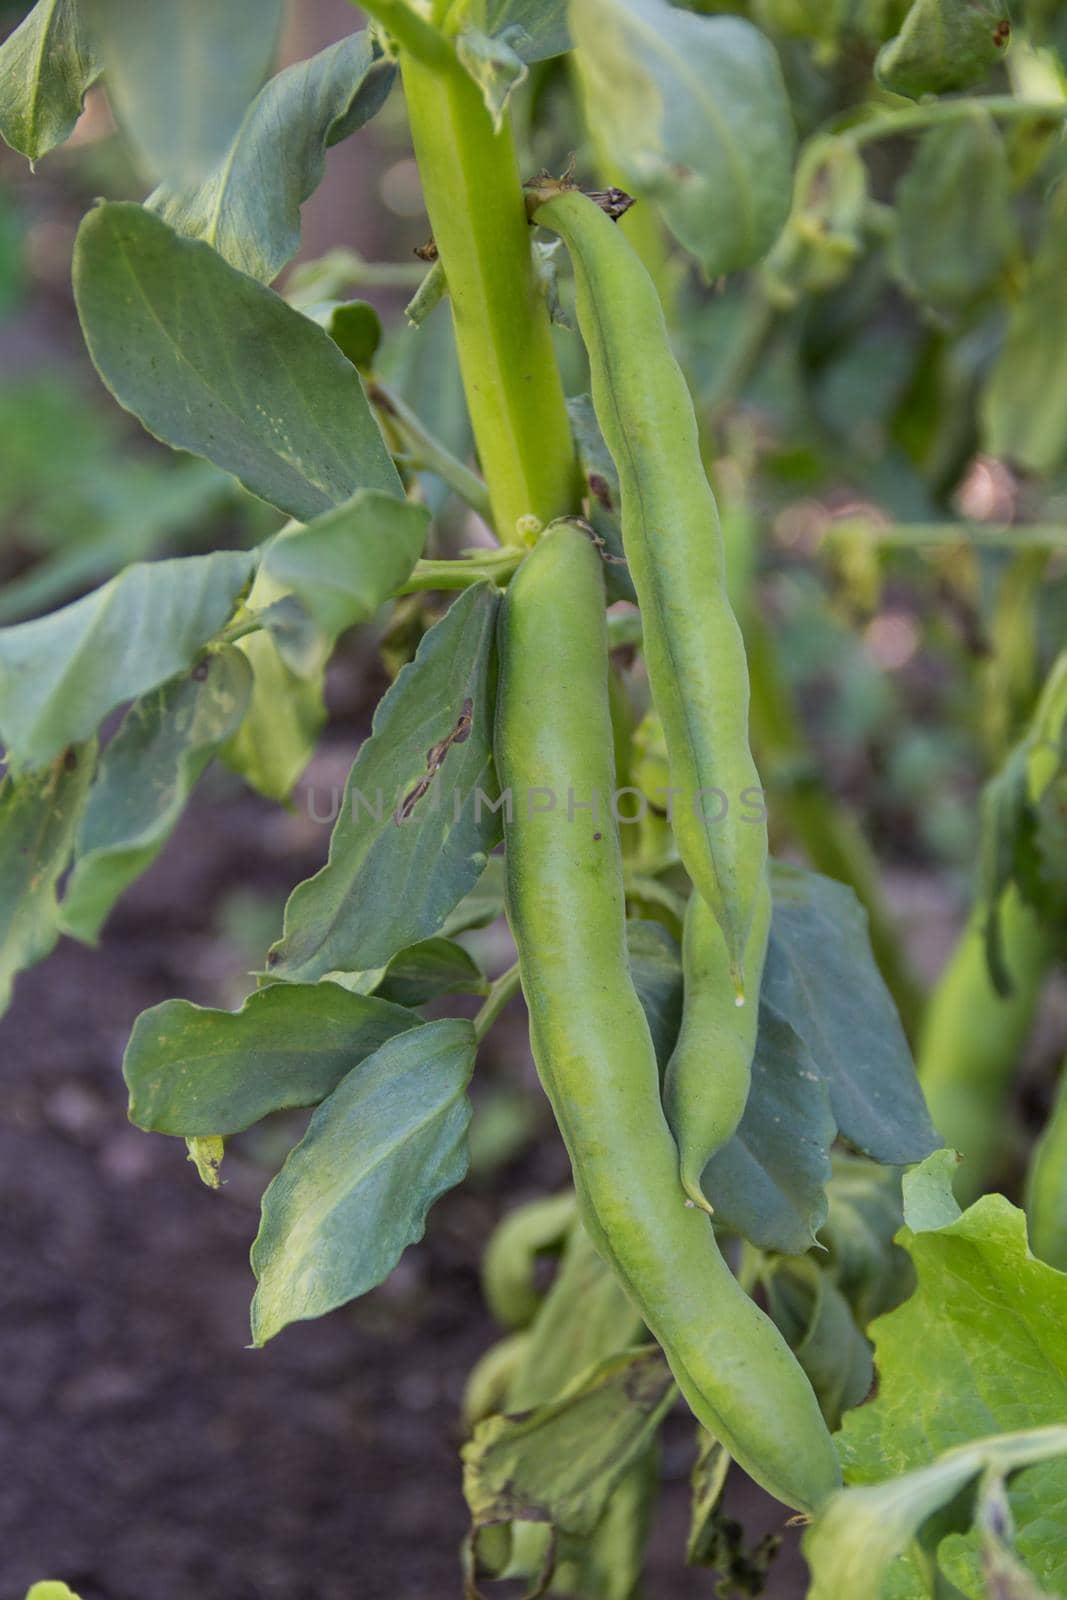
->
[[844, 95, 1067, 150], [368, 380, 494, 525], [397, 547, 522, 595], [474, 962, 523, 1042]]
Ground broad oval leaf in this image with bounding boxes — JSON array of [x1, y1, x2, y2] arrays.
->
[[374, 937, 487, 1006], [0, 0, 100, 162], [702, 998, 836, 1253], [876, 0, 1011, 99], [0, 742, 95, 1016], [83, 0, 283, 186], [0, 550, 253, 770], [765, 862, 940, 1164], [892, 111, 1018, 313], [570, 0, 795, 276], [73, 203, 401, 522], [260, 489, 429, 647], [268, 583, 502, 981], [149, 30, 396, 285], [123, 979, 421, 1136], [250, 1016, 477, 1344], [58, 647, 252, 944]]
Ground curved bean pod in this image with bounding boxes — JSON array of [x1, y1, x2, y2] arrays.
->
[[496, 521, 840, 1514], [530, 184, 767, 993], [666, 876, 773, 1211]]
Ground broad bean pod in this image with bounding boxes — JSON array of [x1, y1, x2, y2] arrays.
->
[[529, 183, 767, 996], [665, 877, 773, 1211], [495, 521, 840, 1514]]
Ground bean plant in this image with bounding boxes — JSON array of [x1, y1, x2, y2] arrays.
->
[[4, 0, 1067, 1594]]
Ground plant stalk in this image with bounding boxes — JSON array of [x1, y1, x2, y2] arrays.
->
[[397, 41, 579, 543]]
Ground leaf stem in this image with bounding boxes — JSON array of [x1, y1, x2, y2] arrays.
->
[[397, 547, 523, 594], [473, 961, 523, 1042], [844, 95, 1067, 149], [368, 379, 493, 523]]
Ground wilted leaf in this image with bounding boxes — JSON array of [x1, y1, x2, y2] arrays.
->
[[185, 1134, 225, 1190], [0, 0, 99, 162], [268, 584, 502, 981], [59, 647, 252, 943], [150, 30, 395, 283], [0, 743, 95, 1016], [570, 0, 795, 276], [83, 0, 283, 185], [463, 1346, 674, 1540], [73, 203, 401, 522], [124, 979, 420, 1137], [0, 551, 253, 770], [250, 1017, 476, 1343]]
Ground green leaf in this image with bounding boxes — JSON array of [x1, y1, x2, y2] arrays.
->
[[73, 203, 401, 522], [463, 1346, 675, 1540], [439, 853, 506, 936], [374, 937, 487, 1006], [456, 26, 528, 130], [566, 394, 637, 605], [0, 550, 253, 771], [464, 0, 571, 61], [149, 30, 395, 284], [765, 862, 940, 1164], [760, 136, 868, 309], [892, 111, 1018, 312], [820, 1156, 914, 1330], [324, 300, 383, 371], [805, 1428, 1067, 1600], [764, 1256, 873, 1429], [626, 919, 683, 1069], [876, 0, 1011, 97], [58, 647, 251, 944], [250, 1016, 476, 1344], [481, 1191, 578, 1331], [83, 0, 283, 186], [260, 489, 429, 647], [570, 0, 795, 276], [506, 1220, 642, 1410], [827, 1153, 1067, 1595], [220, 565, 325, 803], [0, 742, 95, 1016], [702, 997, 836, 1253], [124, 979, 420, 1137], [0, 0, 100, 162], [983, 191, 1067, 476], [268, 584, 502, 981]]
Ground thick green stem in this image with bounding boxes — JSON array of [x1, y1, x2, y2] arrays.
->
[[398, 45, 579, 542], [397, 547, 522, 594]]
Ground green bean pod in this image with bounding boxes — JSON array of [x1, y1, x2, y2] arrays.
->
[[665, 876, 773, 1211], [496, 521, 840, 1514], [1026, 1058, 1067, 1272], [531, 185, 766, 993]]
